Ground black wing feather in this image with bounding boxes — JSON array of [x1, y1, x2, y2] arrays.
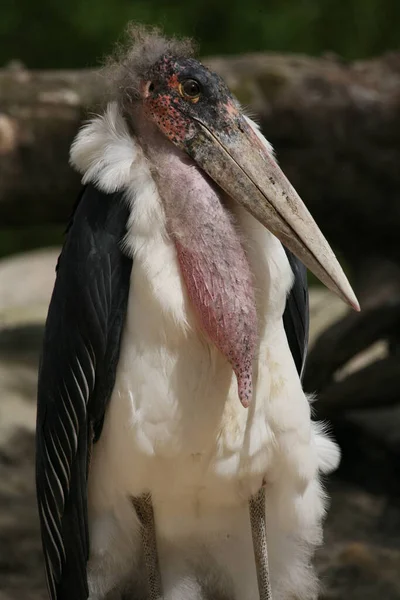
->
[[36, 184, 132, 599], [283, 249, 309, 380]]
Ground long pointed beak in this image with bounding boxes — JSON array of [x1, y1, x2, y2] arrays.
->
[[185, 115, 360, 311]]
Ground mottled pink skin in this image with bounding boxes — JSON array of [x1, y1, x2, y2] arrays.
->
[[139, 125, 258, 407], [175, 237, 256, 407]]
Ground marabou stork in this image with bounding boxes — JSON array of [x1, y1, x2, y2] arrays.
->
[[36, 26, 359, 600]]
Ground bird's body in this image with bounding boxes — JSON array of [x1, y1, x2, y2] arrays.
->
[[36, 27, 357, 600], [72, 104, 337, 600]]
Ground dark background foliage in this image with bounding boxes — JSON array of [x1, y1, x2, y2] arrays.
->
[[2, 0, 400, 69]]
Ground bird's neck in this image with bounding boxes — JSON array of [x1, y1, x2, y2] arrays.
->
[[143, 138, 258, 406]]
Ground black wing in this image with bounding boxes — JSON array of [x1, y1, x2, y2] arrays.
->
[[36, 184, 132, 599], [283, 249, 309, 380]]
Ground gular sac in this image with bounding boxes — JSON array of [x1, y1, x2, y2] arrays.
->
[[170, 191, 258, 408]]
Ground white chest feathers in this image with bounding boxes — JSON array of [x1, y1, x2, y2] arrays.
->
[[70, 102, 339, 600]]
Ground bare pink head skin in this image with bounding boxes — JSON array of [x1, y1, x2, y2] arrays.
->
[[116, 28, 359, 407]]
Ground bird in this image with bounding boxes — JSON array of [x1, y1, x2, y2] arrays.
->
[[36, 25, 359, 600]]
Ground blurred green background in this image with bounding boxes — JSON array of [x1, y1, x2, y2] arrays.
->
[[2, 0, 400, 69]]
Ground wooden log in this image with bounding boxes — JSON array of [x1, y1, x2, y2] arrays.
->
[[1, 53, 400, 273], [315, 356, 400, 415], [304, 300, 400, 393]]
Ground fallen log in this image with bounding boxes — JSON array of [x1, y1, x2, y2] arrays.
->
[[1, 53, 400, 272]]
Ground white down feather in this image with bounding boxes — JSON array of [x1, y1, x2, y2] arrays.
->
[[70, 102, 340, 600]]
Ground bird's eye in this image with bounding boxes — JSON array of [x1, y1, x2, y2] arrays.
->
[[180, 79, 201, 101]]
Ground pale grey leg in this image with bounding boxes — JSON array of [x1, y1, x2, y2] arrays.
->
[[132, 489, 271, 600], [249, 486, 272, 600], [131, 493, 163, 600]]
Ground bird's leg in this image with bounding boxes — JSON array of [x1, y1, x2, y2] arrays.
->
[[131, 493, 163, 600], [131, 490, 271, 600], [249, 485, 272, 600]]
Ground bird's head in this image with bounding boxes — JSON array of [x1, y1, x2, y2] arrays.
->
[[141, 54, 242, 150], [109, 27, 358, 311]]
